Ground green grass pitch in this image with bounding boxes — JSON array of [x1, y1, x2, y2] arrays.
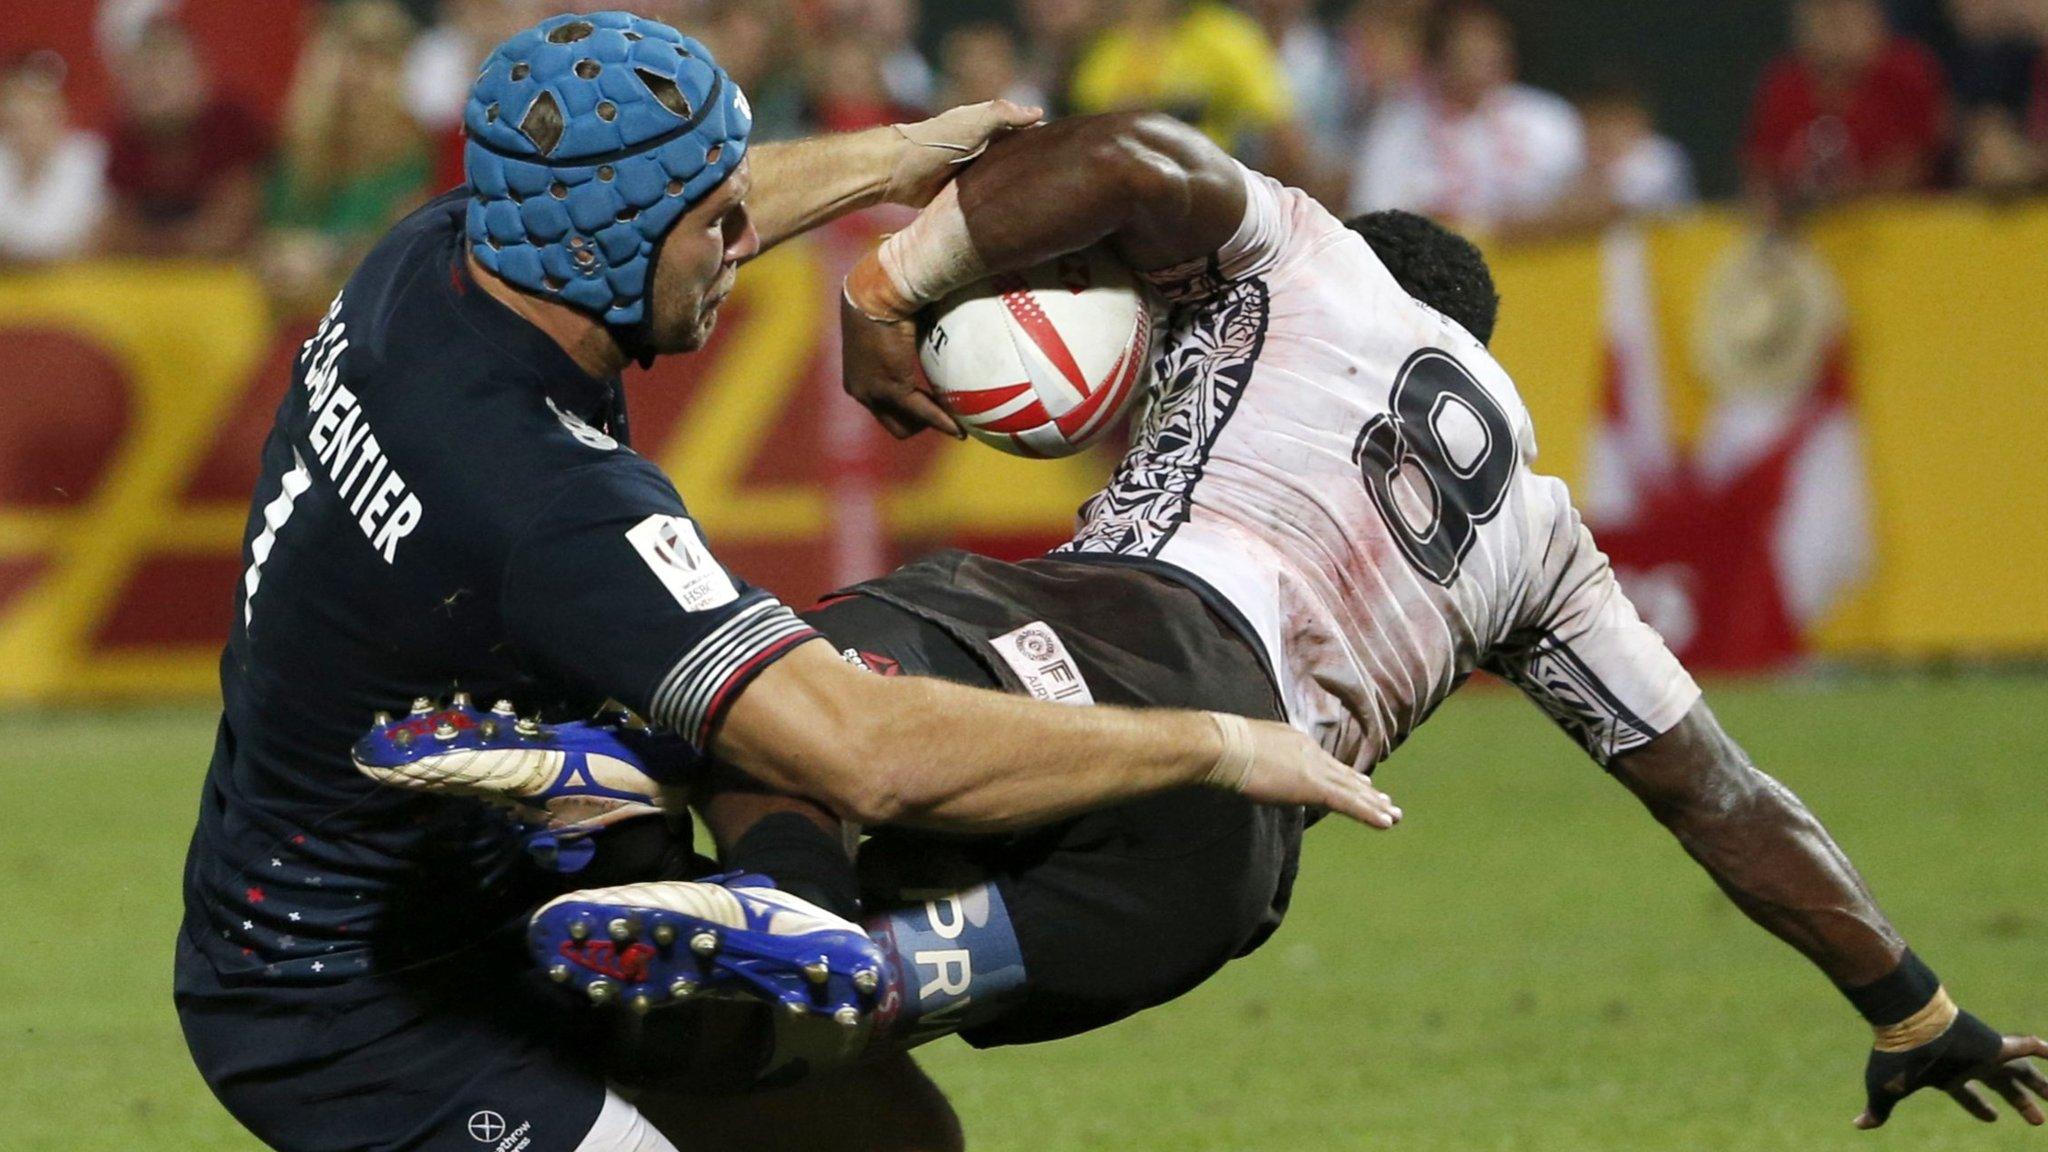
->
[[4, 677, 2044, 1150]]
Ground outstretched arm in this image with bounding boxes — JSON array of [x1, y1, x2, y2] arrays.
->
[[742, 100, 1043, 253], [1610, 702, 2048, 1128], [1608, 703, 1901, 985], [711, 640, 1399, 834], [839, 112, 1249, 438]]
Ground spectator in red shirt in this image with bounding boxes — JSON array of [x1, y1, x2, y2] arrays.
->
[[99, 18, 272, 259], [1745, 0, 1951, 213]]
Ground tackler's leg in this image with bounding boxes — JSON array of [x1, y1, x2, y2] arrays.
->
[[632, 1052, 963, 1152]]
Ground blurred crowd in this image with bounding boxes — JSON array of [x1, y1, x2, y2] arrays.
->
[[2, 0, 2044, 311]]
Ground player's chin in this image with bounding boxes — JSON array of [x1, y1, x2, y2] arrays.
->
[[653, 307, 719, 355], [682, 299, 725, 350]]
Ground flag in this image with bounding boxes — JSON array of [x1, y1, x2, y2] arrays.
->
[[1584, 227, 1872, 670]]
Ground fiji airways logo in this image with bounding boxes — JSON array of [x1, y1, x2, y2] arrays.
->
[[988, 622, 1093, 705]]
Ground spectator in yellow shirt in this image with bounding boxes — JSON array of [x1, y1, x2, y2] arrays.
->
[[1069, 0, 1295, 155]]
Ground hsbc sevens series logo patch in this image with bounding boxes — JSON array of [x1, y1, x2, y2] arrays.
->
[[626, 515, 740, 612]]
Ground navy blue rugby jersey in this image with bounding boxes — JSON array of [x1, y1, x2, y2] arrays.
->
[[182, 190, 818, 983]]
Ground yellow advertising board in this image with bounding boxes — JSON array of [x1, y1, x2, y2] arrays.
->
[[1486, 200, 2048, 657], [1, 200, 2044, 704]]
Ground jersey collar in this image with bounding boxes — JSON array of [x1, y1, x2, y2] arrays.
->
[[445, 209, 620, 416]]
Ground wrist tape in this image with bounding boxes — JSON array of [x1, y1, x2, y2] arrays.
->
[[1202, 712, 1257, 792], [842, 181, 985, 323], [1873, 987, 1960, 1052]]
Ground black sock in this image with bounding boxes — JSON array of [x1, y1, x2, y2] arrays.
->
[[728, 812, 862, 920]]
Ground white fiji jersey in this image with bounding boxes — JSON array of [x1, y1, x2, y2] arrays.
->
[[1060, 164, 1700, 771]]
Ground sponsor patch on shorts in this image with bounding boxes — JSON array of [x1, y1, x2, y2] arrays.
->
[[625, 515, 739, 612], [841, 647, 902, 676], [988, 621, 1094, 705]]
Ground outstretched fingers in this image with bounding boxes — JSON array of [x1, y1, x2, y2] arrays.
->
[[983, 98, 1046, 132], [1948, 1084, 2000, 1123], [1320, 764, 1402, 829], [1988, 1073, 2046, 1126], [2000, 1035, 2048, 1064], [2012, 1058, 2048, 1103], [1997, 1036, 2048, 1123]]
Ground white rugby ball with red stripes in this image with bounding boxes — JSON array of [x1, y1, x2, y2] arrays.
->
[[919, 249, 1156, 458]]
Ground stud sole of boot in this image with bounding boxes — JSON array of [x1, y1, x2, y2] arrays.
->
[[532, 900, 883, 1023]]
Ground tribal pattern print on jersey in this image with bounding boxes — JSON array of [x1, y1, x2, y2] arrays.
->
[[1063, 278, 1269, 558], [1489, 633, 1669, 763]]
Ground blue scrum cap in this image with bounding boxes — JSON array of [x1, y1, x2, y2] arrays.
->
[[463, 11, 751, 326]]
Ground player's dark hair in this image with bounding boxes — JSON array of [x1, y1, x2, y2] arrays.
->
[[1345, 210, 1501, 346]]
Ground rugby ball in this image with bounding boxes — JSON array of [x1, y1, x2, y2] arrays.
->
[[919, 249, 1156, 458]]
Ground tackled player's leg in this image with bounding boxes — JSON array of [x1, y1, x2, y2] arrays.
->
[[810, 557, 1305, 1050], [573, 566, 1305, 1087]]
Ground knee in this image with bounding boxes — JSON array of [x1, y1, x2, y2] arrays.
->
[[1009, 831, 1287, 1021], [842, 1055, 965, 1152], [889, 1100, 964, 1152]]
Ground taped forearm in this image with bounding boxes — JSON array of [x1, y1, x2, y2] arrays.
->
[[842, 182, 987, 322], [715, 643, 1265, 834], [842, 116, 1174, 322], [749, 103, 1030, 258], [1848, 951, 1956, 1044], [1201, 712, 1258, 791]]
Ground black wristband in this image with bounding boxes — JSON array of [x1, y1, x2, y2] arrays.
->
[[1840, 949, 1942, 1027], [728, 812, 863, 922]]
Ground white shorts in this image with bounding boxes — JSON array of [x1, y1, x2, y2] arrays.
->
[[574, 1091, 680, 1152]]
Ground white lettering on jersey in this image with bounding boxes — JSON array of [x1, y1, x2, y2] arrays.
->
[[242, 450, 313, 628], [298, 292, 424, 564], [987, 622, 1094, 705], [625, 515, 740, 612], [546, 397, 618, 451]]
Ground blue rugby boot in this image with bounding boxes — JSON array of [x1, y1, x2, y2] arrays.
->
[[352, 696, 670, 858], [530, 876, 885, 1023]]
